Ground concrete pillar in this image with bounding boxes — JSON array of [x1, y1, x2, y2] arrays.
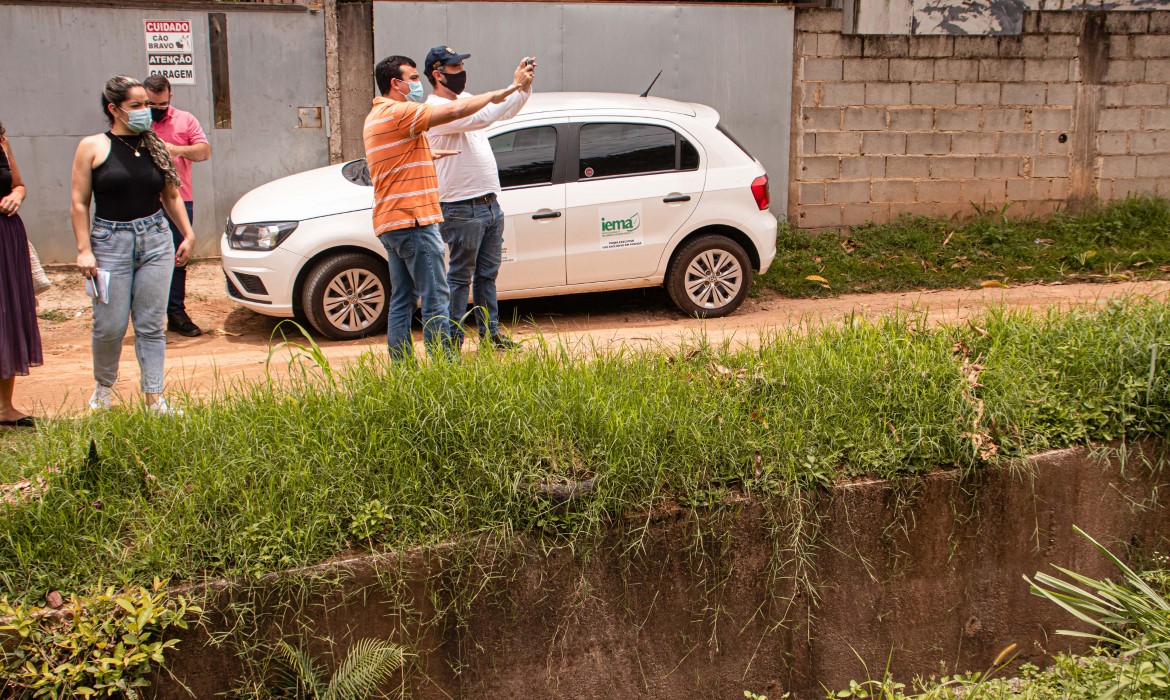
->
[[1070, 12, 1109, 210]]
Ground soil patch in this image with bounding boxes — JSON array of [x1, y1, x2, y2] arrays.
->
[[22, 261, 1170, 416]]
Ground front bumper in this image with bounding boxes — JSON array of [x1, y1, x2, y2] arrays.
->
[[220, 235, 302, 318]]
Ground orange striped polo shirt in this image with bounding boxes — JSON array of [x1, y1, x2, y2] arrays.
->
[[363, 97, 443, 235]]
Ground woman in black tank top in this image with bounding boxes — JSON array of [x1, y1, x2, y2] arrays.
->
[[70, 76, 196, 415], [0, 120, 43, 428]]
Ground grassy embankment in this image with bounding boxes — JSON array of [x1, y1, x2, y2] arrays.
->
[[0, 298, 1167, 602], [761, 196, 1170, 297]]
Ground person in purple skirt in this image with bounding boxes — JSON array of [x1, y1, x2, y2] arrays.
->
[[0, 120, 43, 428]]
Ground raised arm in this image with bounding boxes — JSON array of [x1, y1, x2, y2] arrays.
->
[[428, 90, 532, 135], [428, 83, 522, 129], [429, 58, 535, 135]]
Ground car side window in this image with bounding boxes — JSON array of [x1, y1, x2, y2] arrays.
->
[[490, 126, 558, 189], [578, 123, 700, 180]]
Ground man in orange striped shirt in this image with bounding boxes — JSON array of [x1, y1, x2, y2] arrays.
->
[[364, 54, 525, 359]]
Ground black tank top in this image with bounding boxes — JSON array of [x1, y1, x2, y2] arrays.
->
[[92, 132, 165, 222], [0, 145, 12, 200]]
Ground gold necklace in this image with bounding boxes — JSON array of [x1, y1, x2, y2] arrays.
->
[[110, 131, 142, 158]]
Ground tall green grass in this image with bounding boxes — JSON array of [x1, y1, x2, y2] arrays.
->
[[762, 196, 1170, 297], [0, 301, 1167, 601]]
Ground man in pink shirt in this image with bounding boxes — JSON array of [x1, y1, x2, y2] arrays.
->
[[145, 75, 211, 337]]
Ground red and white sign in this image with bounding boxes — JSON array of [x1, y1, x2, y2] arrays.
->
[[145, 19, 195, 85]]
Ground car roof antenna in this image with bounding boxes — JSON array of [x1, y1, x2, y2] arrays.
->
[[639, 70, 662, 98]]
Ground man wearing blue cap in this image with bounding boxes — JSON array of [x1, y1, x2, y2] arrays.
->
[[424, 46, 535, 350]]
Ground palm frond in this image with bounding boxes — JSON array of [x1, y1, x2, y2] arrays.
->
[[322, 638, 404, 700], [1027, 526, 1170, 692], [277, 639, 325, 698]]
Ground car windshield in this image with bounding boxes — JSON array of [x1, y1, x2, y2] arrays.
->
[[342, 159, 371, 187]]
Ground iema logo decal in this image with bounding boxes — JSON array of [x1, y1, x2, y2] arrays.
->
[[599, 204, 644, 250], [601, 213, 641, 233]]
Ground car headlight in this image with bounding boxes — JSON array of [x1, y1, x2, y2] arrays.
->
[[226, 220, 298, 251]]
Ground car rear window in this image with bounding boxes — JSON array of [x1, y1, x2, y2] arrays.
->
[[716, 123, 754, 160], [578, 123, 700, 180]]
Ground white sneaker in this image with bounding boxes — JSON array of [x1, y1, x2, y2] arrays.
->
[[88, 384, 113, 410], [149, 396, 184, 417]]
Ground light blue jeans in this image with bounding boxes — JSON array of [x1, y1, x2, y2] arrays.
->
[[377, 223, 454, 360], [90, 210, 175, 394], [441, 198, 505, 348]]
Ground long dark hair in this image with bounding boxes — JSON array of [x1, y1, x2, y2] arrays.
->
[[100, 76, 180, 189]]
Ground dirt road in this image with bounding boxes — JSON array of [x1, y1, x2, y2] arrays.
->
[[22, 260, 1170, 416]]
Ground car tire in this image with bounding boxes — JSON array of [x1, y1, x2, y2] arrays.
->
[[666, 234, 753, 319], [302, 253, 391, 340]]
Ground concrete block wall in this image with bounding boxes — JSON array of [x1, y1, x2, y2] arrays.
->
[[791, 9, 1170, 229]]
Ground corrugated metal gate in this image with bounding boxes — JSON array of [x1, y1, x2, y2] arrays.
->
[[0, 2, 328, 261], [371, 1, 795, 215]]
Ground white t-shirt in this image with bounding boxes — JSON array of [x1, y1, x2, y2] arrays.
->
[[425, 88, 531, 203]]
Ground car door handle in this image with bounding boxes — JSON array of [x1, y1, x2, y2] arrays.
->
[[532, 211, 562, 220], [663, 195, 692, 203]]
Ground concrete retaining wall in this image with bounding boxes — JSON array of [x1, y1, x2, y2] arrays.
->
[[153, 442, 1170, 699]]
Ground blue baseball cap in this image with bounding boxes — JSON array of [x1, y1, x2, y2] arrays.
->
[[424, 45, 471, 75]]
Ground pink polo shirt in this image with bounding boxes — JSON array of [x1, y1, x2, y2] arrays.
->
[[151, 105, 208, 203]]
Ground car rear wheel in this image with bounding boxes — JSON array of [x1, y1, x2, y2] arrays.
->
[[302, 253, 390, 340], [666, 234, 752, 318]]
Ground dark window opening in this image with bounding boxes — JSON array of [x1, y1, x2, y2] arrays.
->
[[490, 126, 558, 189], [579, 123, 700, 180]]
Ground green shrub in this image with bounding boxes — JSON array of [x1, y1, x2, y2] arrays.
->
[[0, 579, 201, 698]]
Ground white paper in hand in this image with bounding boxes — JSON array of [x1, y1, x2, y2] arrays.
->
[[85, 269, 111, 304]]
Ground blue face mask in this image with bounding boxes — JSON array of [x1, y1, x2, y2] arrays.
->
[[123, 107, 153, 133], [404, 81, 425, 103]]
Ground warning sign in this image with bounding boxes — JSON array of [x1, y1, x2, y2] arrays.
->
[[145, 20, 195, 85]]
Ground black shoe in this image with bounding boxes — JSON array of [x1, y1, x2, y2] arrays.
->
[[0, 416, 37, 428], [485, 335, 519, 350], [168, 312, 203, 337]]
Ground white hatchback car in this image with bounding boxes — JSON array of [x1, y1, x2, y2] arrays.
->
[[221, 92, 777, 340]]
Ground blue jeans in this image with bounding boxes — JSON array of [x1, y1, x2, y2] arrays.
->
[[164, 201, 194, 315], [377, 223, 453, 360], [90, 210, 175, 394], [441, 198, 505, 347]]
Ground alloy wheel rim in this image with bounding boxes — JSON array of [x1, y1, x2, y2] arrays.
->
[[683, 249, 743, 310], [323, 269, 385, 331]]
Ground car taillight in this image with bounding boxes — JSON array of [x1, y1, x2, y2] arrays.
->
[[751, 175, 770, 211]]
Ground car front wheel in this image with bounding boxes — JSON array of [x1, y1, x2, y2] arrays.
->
[[666, 235, 753, 318], [302, 253, 390, 340]]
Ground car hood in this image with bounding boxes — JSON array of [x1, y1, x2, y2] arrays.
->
[[230, 162, 372, 224]]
